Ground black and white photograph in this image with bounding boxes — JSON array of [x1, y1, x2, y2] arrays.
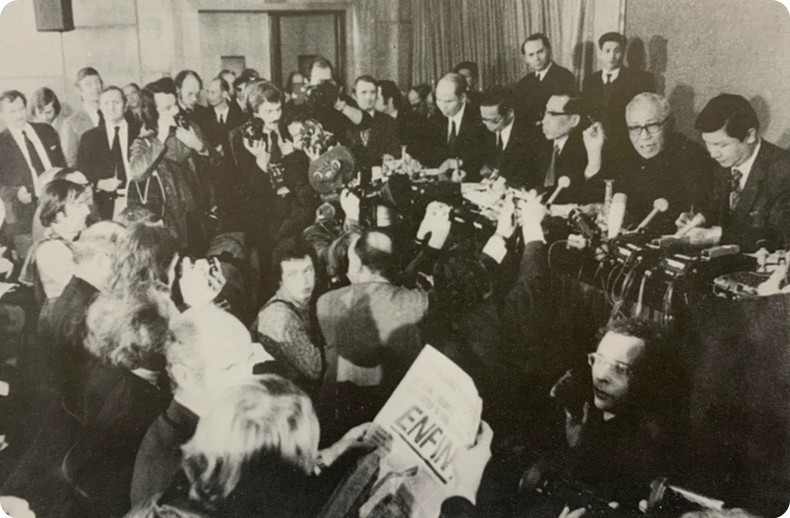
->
[[0, 0, 788, 516]]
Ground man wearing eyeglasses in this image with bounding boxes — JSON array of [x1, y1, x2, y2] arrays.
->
[[550, 318, 680, 503], [524, 93, 610, 203], [613, 93, 716, 234]]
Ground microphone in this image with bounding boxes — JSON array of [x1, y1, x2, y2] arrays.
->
[[607, 193, 627, 239], [635, 198, 668, 233], [673, 213, 706, 238], [546, 176, 571, 205]]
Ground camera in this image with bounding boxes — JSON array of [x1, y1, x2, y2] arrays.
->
[[173, 112, 190, 130], [306, 82, 340, 113], [244, 118, 267, 147]]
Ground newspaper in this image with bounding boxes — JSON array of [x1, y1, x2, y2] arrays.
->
[[320, 345, 483, 518]]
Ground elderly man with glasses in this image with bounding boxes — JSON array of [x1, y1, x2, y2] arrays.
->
[[586, 92, 716, 234], [548, 317, 684, 506]]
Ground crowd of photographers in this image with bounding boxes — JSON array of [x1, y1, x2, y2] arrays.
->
[[0, 28, 786, 518]]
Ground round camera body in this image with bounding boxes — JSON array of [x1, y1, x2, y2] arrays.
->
[[174, 112, 190, 130], [244, 119, 266, 146]]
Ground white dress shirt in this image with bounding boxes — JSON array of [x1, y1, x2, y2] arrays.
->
[[214, 104, 229, 125], [447, 102, 467, 140], [733, 139, 762, 191], [498, 118, 515, 150], [9, 124, 53, 196], [536, 62, 553, 81], [602, 67, 621, 84]]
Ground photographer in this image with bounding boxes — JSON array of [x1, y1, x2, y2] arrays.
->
[[129, 78, 215, 252], [229, 82, 315, 301]]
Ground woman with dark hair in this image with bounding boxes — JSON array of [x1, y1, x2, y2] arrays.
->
[[63, 285, 174, 517], [129, 77, 213, 252], [135, 376, 372, 518], [253, 237, 322, 391], [21, 178, 91, 302], [28, 87, 63, 131], [284, 70, 305, 103]]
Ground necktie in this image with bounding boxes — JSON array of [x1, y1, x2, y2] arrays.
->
[[22, 130, 45, 176], [495, 132, 504, 166], [603, 73, 614, 106], [605, 73, 613, 85], [730, 168, 743, 211], [269, 131, 282, 164], [448, 120, 458, 149], [218, 113, 225, 126], [544, 144, 560, 188], [111, 126, 125, 182], [536, 71, 542, 81]]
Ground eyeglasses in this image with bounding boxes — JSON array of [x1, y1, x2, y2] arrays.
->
[[587, 352, 634, 379], [627, 117, 669, 137], [544, 110, 573, 117]]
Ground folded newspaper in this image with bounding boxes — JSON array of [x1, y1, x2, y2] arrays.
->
[[320, 345, 483, 518]]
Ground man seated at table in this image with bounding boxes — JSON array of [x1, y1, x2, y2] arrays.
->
[[527, 93, 608, 204], [584, 92, 716, 234], [675, 94, 790, 251]]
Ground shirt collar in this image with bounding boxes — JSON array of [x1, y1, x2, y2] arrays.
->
[[554, 134, 569, 152], [105, 119, 127, 139], [449, 102, 466, 131], [10, 123, 35, 138], [214, 103, 229, 117], [85, 105, 101, 126], [536, 62, 553, 81], [734, 139, 762, 186], [499, 117, 515, 148], [603, 67, 621, 82]]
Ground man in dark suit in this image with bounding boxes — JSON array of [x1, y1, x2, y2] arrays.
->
[[205, 76, 245, 153], [348, 75, 399, 173], [454, 61, 482, 107], [77, 86, 141, 220], [375, 79, 430, 165], [479, 86, 532, 187], [527, 93, 608, 204], [582, 32, 655, 159], [513, 33, 576, 141], [0, 90, 66, 248], [677, 94, 790, 252], [175, 70, 213, 140], [424, 72, 487, 182]]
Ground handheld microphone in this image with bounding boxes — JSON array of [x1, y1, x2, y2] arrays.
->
[[607, 193, 627, 239], [673, 213, 706, 238], [546, 176, 571, 205], [635, 198, 669, 233]]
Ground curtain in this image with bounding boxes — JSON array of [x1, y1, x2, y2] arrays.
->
[[409, 0, 624, 90]]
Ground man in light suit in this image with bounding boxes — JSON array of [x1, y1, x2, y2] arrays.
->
[[60, 67, 104, 166], [0, 90, 66, 251], [77, 87, 141, 220], [513, 33, 576, 142], [678, 94, 790, 252]]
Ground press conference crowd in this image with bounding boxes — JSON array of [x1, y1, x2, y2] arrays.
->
[[0, 28, 788, 518]]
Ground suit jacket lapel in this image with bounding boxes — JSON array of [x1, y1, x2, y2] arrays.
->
[[734, 145, 770, 219]]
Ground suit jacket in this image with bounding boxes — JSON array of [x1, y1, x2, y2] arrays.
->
[[425, 103, 488, 181], [77, 122, 141, 220], [350, 111, 399, 172], [0, 123, 66, 235], [526, 130, 607, 204], [582, 67, 655, 161], [130, 399, 198, 508], [61, 108, 100, 166], [482, 114, 534, 187], [513, 62, 576, 129], [706, 140, 790, 251]]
